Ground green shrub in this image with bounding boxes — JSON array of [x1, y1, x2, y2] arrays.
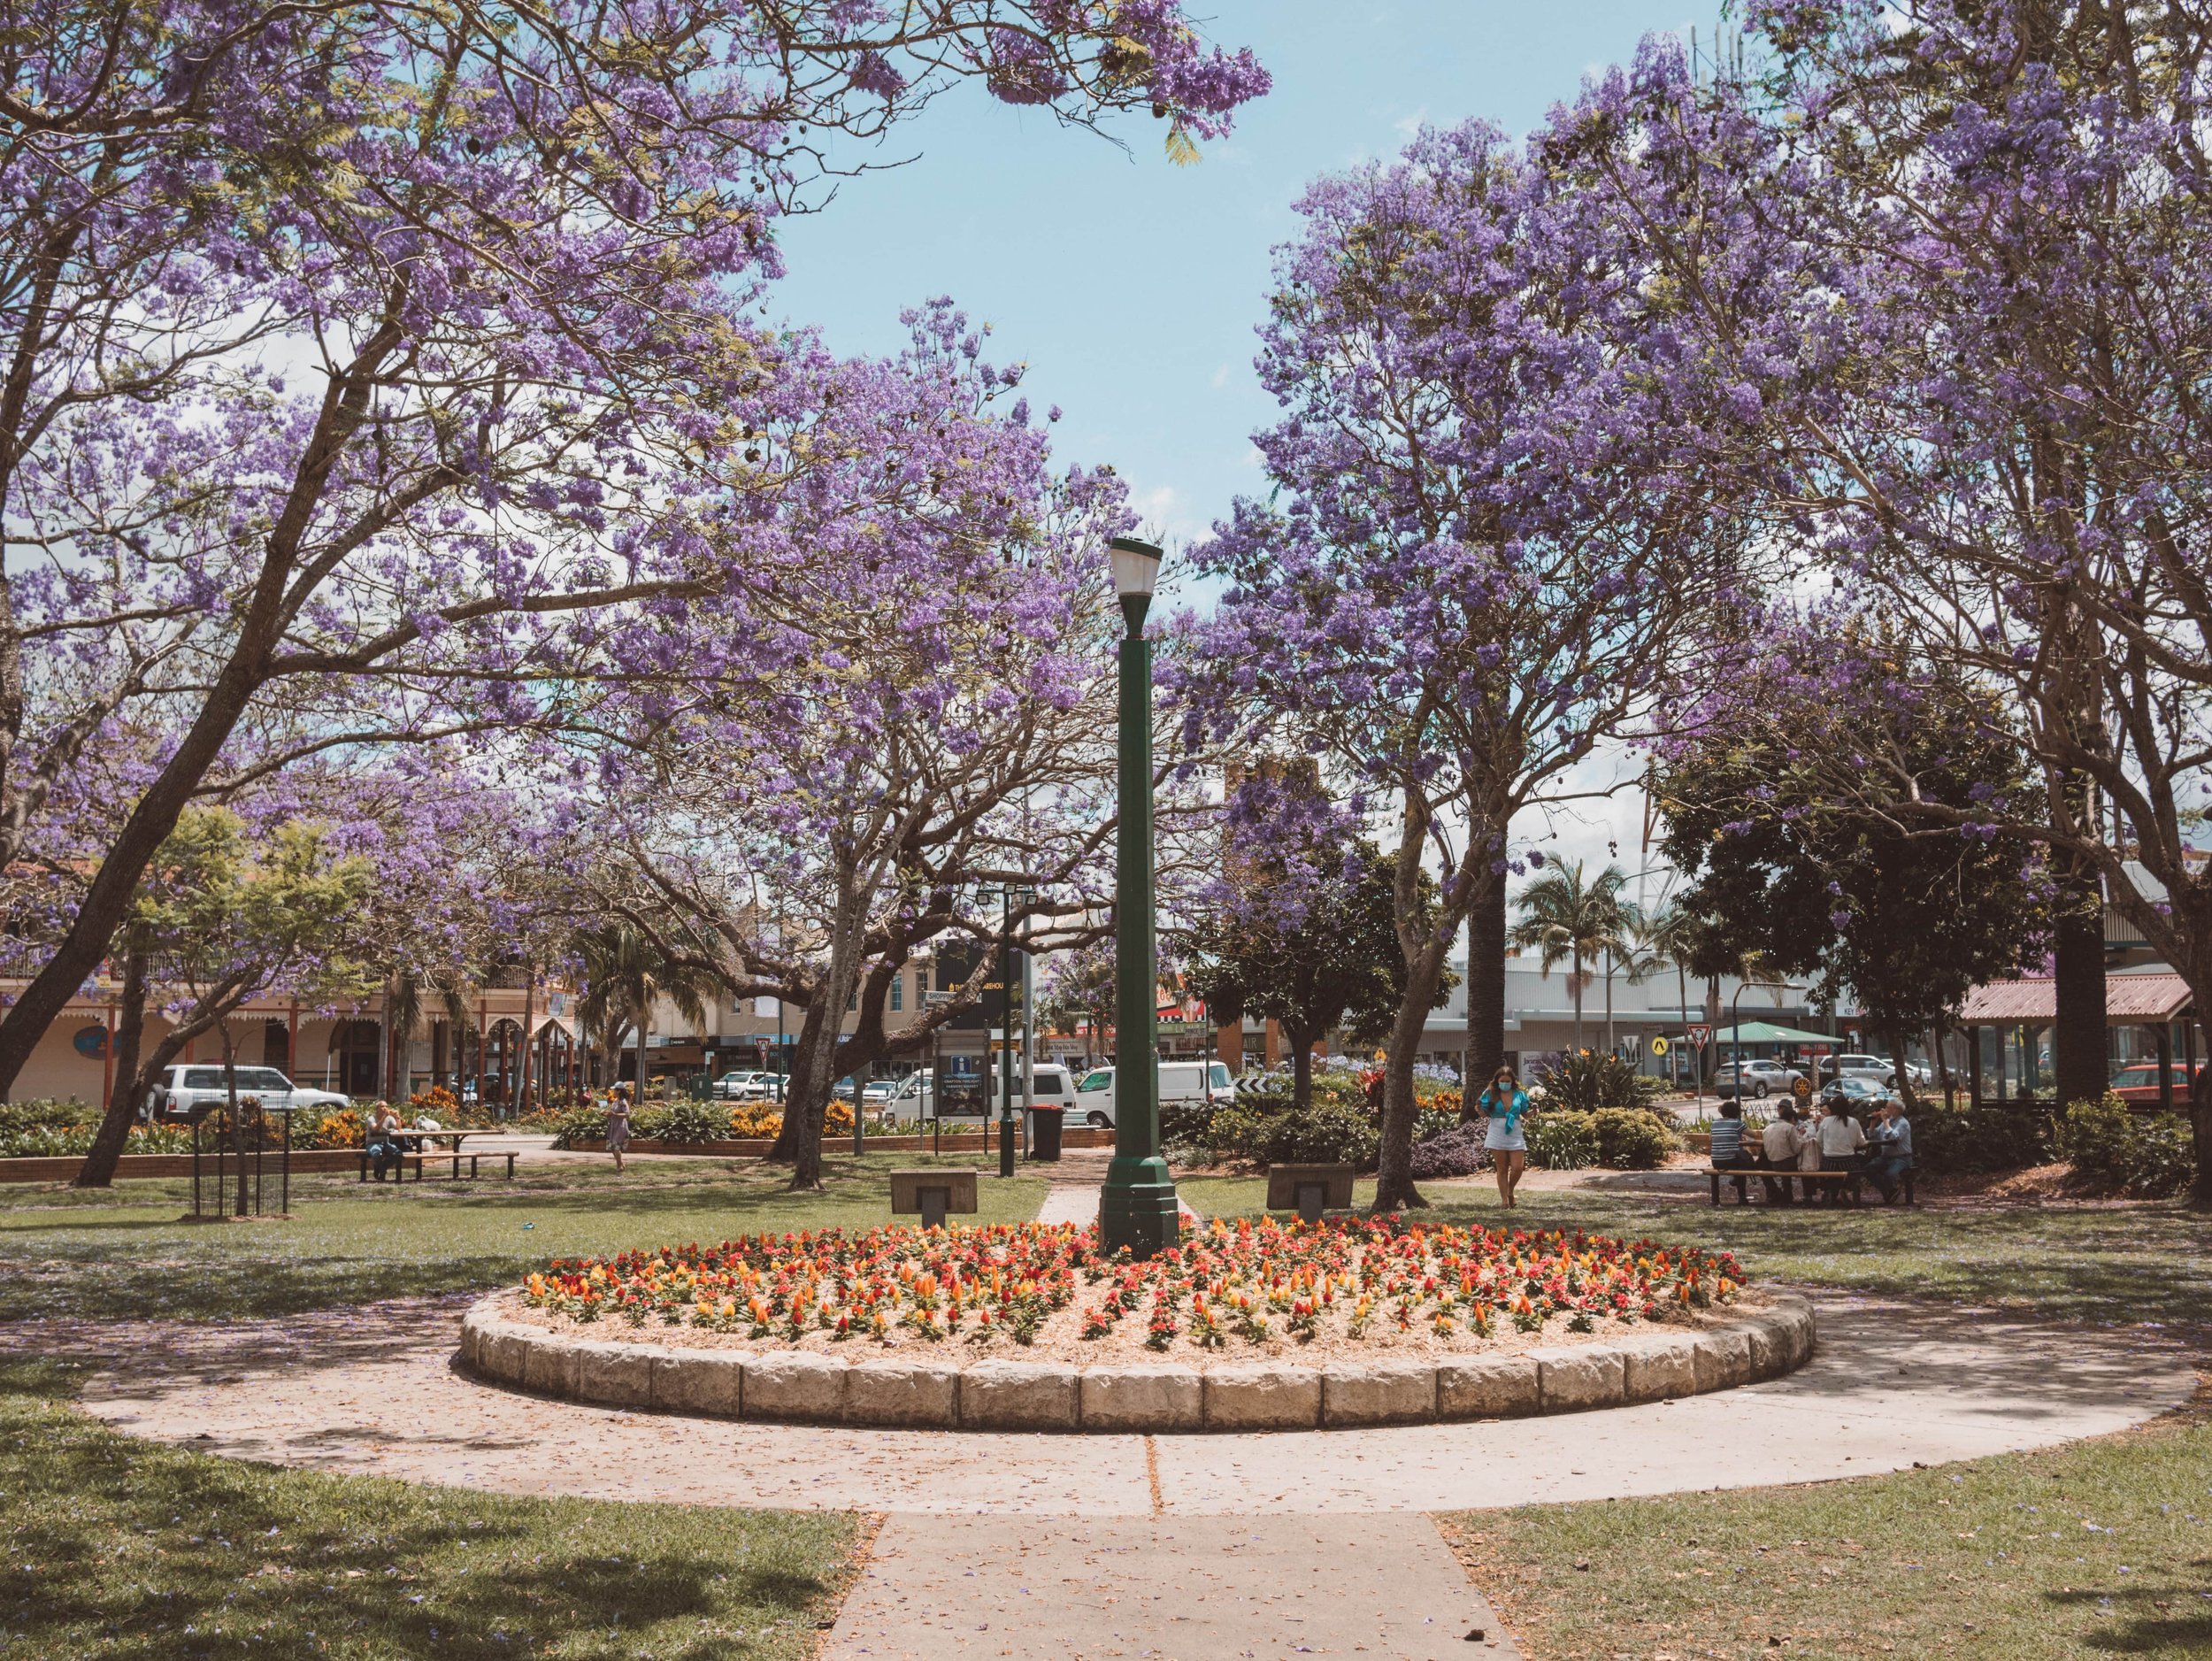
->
[[1205, 1094, 1380, 1171], [1532, 1050, 1661, 1112], [0, 1119, 194, 1158], [1909, 1097, 2049, 1174], [1525, 1111, 1597, 1170], [549, 1105, 610, 1150], [636, 1100, 728, 1144], [1160, 1094, 1218, 1150], [2056, 1093, 2194, 1198], [1586, 1106, 1678, 1169]]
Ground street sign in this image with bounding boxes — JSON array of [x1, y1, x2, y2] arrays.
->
[[1686, 1024, 1711, 1050], [1649, 1035, 1669, 1057]]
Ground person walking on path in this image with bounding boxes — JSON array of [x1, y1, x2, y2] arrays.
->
[[1478, 1065, 1530, 1208], [605, 1085, 634, 1173]]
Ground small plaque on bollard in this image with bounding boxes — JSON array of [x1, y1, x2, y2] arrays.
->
[[1265, 1162, 1355, 1224], [890, 1167, 979, 1232]]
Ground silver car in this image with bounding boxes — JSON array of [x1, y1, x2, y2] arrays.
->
[[1711, 1059, 1804, 1099]]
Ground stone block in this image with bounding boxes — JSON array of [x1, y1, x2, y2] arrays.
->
[[1080, 1365, 1203, 1433], [742, 1351, 849, 1422], [1694, 1326, 1755, 1393], [1320, 1360, 1437, 1427], [1203, 1364, 1322, 1431], [1435, 1355, 1540, 1420], [495, 1325, 539, 1388], [572, 1341, 655, 1408], [651, 1350, 744, 1418], [959, 1359, 1079, 1431], [518, 1333, 579, 1398], [1769, 1298, 1816, 1368], [1533, 1345, 1625, 1412], [1619, 1332, 1701, 1403], [846, 1357, 960, 1427]]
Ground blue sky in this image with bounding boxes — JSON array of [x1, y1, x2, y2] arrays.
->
[[772, 4, 1702, 558]]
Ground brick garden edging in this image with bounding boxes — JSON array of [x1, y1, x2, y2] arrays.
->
[[458, 1290, 1815, 1433], [560, 1130, 1117, 1157]]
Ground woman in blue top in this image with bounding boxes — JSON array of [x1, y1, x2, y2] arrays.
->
[[1478, 1064, 1531, 1209]]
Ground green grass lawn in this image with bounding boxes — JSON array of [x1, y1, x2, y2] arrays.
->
[[1179, 1176, 2212, 1330], [0, 1154, 1050, 1323], [0, 1355, 858, 1659], [1446, 1389, 2212, 1660]]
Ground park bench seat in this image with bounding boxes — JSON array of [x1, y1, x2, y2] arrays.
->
[[357, 1150, 518, 1182]]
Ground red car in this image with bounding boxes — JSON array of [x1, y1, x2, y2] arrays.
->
[[2108, 1062, 2201, 1106]]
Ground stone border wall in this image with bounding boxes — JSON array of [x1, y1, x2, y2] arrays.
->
[[458, 1291, 1814, 1434]]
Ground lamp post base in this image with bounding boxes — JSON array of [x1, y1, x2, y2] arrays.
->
[[1098, 1155, 1181, 1259]]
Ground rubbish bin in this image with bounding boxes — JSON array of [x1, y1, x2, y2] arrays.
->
[[1025, 1104, 1064, 1162]]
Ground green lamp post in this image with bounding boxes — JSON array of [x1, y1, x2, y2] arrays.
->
[[1097, 535, 1180, 1259]]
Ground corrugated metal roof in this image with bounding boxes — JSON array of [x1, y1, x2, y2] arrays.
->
[[1960, 973, 2192, 1024]]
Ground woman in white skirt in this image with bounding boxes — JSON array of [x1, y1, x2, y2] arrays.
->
[[1477, 1064, 1531, 1208]]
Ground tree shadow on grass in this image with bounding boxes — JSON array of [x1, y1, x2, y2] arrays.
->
[[2050, 1577, 2212, 1655], [3, 1388, 849, 1660]]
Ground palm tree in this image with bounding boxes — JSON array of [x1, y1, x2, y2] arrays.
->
[[1631, 904, 1701, 1095], [1509, 860, 1631, 1054], [572, 921, 719, 1096]]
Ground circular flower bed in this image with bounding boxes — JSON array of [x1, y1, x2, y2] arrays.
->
[[520, 1215, 1748, 1365]]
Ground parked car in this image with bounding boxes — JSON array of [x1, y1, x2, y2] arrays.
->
[[1070, 1060, 1234, 1128], [148, 1065, 349, 1122], [2108, 1061, 2202, 1106], [884, 1065, 1086, 1122], [720, 1070, 791, 1101], [1816, 1075, 1896, 1114], [1712, 1058, 1805, 1099]]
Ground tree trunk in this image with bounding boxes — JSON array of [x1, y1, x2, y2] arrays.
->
[[2192, 1052, 2212, 1211], [1462, 870, 1507, 1119], [769, 1003, 828, 1167], [2052, 855, 2108, 1109], [781, 999, 849, 1190], [1571, 950, 1585, 1053], [1370, 969, 1441, 1212], [1884, 1020, 1921, 1113], [1603, 951, 1615, 1057], [74, 937, 150, 1188], [1290, 1033, 1316, 1112]]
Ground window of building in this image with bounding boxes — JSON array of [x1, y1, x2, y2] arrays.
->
[[890, 973, 904, 1012]]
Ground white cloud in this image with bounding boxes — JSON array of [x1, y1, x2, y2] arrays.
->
[[1210, 362, 1232, 389], [1393, 106, 1430, 137]]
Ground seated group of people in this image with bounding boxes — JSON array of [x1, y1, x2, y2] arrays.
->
[[1709, 1096, 1915, 1204]]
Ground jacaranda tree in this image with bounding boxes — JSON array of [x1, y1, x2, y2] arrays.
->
[[1178, 119, 1748, 1210], [0, 0, 1267, 1104]]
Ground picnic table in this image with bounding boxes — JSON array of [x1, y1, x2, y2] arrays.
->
[[358, 1127, 518, 1183]]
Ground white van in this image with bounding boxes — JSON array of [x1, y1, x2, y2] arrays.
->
[[1070, 1060, 1233, 1128], [889, 1065, 1082, 1122]]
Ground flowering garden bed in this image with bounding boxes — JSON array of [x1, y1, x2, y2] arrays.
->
[[467, 1218, 1809, 1431], [515, 1215, 1752, 1365]]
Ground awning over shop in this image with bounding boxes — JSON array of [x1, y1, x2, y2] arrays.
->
[[1960, 973, 2192, 1026]]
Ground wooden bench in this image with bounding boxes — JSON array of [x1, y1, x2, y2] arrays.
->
[[357, 1150, 518, 1182], [1267, 1163, 1356, 1224], [1709, 1165, 1863, 1207]]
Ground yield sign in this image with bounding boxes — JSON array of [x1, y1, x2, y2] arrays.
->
[[1686, 1024, 1712, 1050]]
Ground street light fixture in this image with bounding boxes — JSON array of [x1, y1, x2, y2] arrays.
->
[[1098, 535, 1179, 1258]]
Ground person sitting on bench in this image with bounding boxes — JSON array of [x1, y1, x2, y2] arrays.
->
[[1760, 1103, 1805, 1205], [1865, 1098, 1914, 1204], [365, 1101, 405, 1182], [1816, 1098, 1868, 1194], [1709, 1100, 1755, 1201]]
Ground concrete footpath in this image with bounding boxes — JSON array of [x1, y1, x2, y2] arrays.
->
[[18, 1287, 2195, 1660], [822, 1514, 1517, 1661]]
